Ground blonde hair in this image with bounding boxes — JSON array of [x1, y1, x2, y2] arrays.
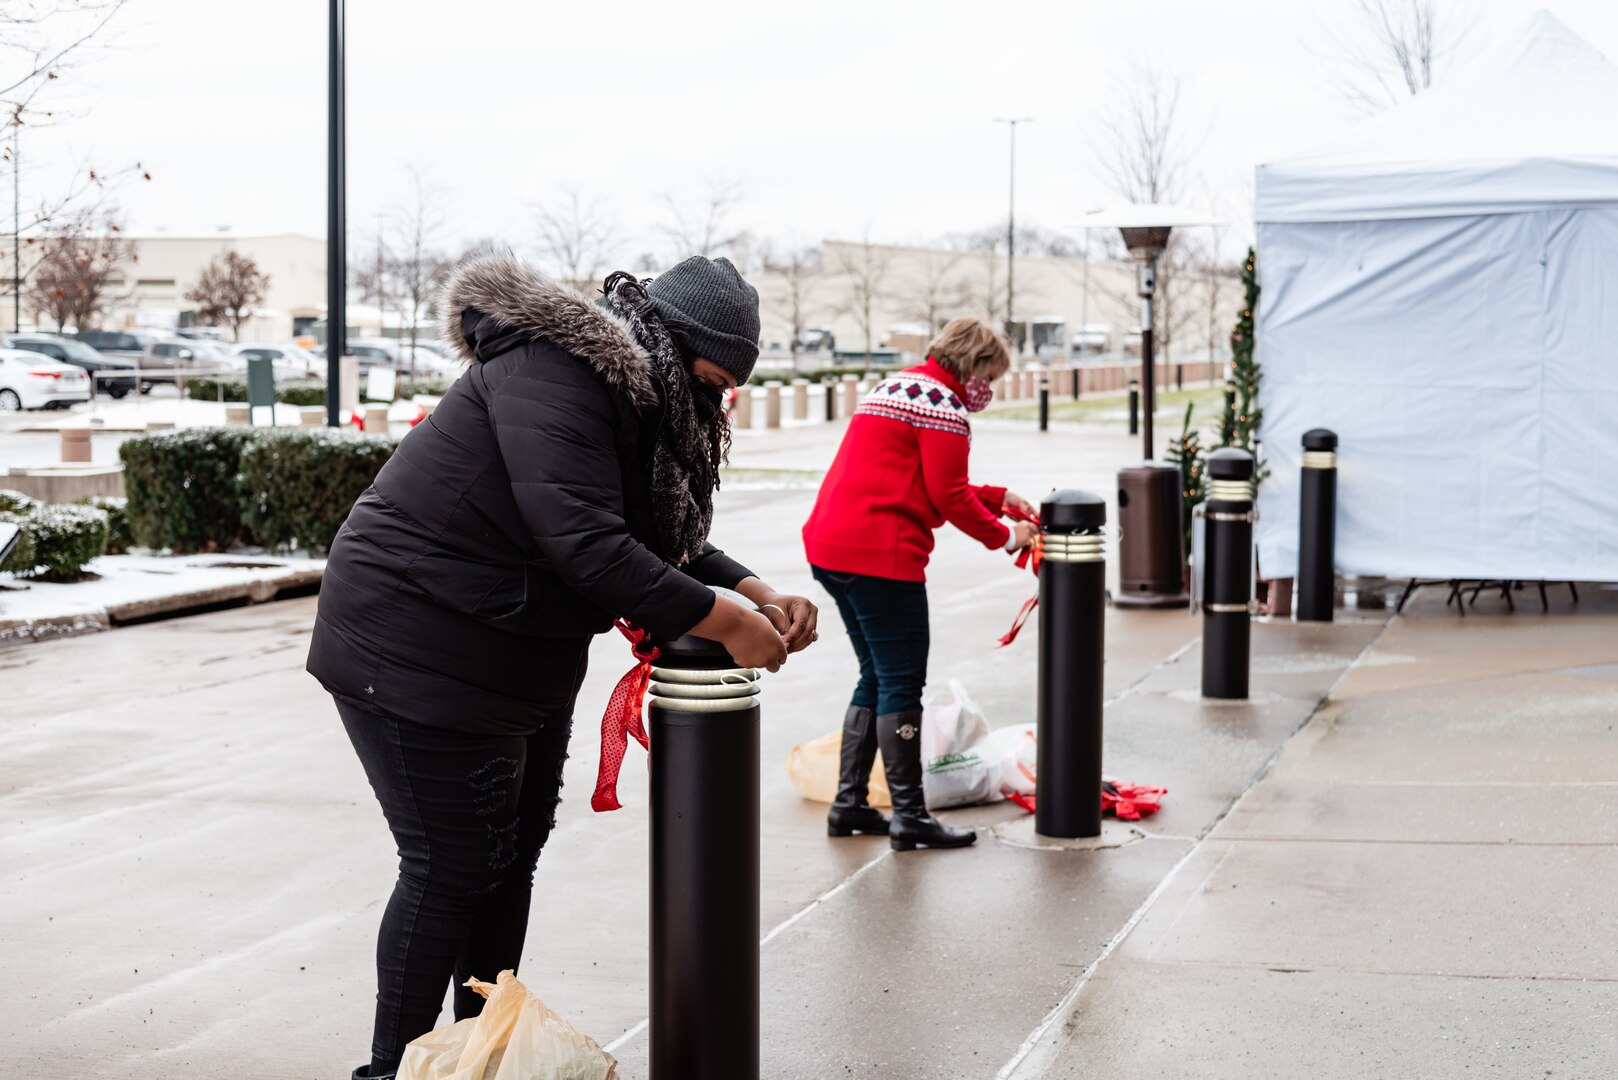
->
[[927, 317, 1012, 383]]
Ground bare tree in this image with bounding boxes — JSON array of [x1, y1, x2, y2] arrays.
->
[[0, 1, 147, 322], [831, 235, 891, 361], [1095, 62, 1205, 370], [1099, 62, 1190, 205], [902, 250, 965, 337], [389, 167, 450, 378], [661, 179, 745, 261], [186, 251, 270, 341], [762, 244, 821, 357], [25, 208, 131, 331], [532, 187, 615, 290], [947, 225, 1005, 327], [1323, 0, 1471, 112]]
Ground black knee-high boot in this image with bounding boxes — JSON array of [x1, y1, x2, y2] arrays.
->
[[827, 705, 891, 836], [876, 711, 976, 851]]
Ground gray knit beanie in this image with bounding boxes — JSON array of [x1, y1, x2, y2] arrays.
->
[[646, 256, 761, 384]]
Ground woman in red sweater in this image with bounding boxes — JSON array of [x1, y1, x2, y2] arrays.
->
[[803, 317, 1036, 851]]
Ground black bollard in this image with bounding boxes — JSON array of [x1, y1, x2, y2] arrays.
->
[[1297, 428, 1338, 622], [1036, 490, 1108, 839], [648, 627, 762, 1080], [1039, 372, 1050, 432], [823, 377, 835, 422], [1072, 363, 1081, 401], [1201, 448, 1257, 699], [1127, 378, 1140, 436]]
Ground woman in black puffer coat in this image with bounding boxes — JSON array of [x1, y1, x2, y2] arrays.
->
[[308, 254, 818, 1080]]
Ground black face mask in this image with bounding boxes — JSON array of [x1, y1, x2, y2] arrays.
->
[[690, 376, 724, 422]]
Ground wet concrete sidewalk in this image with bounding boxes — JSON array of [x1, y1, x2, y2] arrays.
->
[[3, 417, 1614, 1078], [1019, 584, 1618, 1079]]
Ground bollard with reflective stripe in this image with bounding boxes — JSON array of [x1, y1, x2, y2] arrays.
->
[[1297, 428, 1338, 622], [1036, 490, 1107, 839], [1201, 448, 1256, 700], [1127, 378, 1140, 436], [1038, 372, 1050, 432], [647, 627, 762, 1080]]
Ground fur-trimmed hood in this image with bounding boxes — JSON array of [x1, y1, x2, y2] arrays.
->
[[438, 254, 657, 412]]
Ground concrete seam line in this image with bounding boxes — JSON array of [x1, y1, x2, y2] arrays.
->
[[602, 1017, 648, 1055], [996, 611, 1399, 1080], [1105, 635, 1200, 708], [759, 847, 893, 947], [602, 847, 894, 1054], [993, 840, 1207, 1080]]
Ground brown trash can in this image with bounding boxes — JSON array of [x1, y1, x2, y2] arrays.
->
[[1114, 463, 1189, 608]]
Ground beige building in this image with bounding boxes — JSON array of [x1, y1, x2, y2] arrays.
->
[[753, 239, 1239, 369], [2, 232, 326, 342]]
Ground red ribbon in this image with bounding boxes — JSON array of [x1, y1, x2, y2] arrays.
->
[[1006, 779, 1168, 820], [591, 621, 659, 813], [998, 505, 1042, 647]]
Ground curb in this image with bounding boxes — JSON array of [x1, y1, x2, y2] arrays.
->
[[0, 565, 323, 645]]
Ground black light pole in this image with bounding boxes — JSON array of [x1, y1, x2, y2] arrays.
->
[[12, 125, 19, 332], [326, 0, 346, 427], [994, 117, 1031, 353]]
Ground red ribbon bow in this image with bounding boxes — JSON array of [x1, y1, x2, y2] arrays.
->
[[998, 504, 1043, 648], [591, 621, 659, 813]]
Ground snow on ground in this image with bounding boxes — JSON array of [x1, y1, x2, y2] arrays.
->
[[0, 552, 324, 643], [17, 396, 441, 434]]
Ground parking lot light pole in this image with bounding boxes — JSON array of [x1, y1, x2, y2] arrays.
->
[[326, 0, 346, 427]]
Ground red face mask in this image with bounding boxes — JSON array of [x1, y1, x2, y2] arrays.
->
[[963, 377, 994, 413]]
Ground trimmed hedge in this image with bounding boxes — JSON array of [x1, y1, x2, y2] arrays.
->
[[0, 488, 41, 574], [186, 376, 454, 405], [84, 495, 131, 554], [120, 426, 395, 555], [0, 490, 109, 580], [240, 429, 394, 551], [119, 428, 260, 553], [185, 378, 328, 407], [22, 504, 110, 580]]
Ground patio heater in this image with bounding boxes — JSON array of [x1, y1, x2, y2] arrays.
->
[[1085, 205, 1221, 609]]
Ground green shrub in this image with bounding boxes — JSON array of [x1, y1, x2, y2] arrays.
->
[[83, 495, 132, 554], [239, 429, 394, 552], [0, 488, 40, 515], [119, 428, 259, 553], [22, 504, 109, 580], [185, 378, 327, 407], [0, 510, 38, 574]]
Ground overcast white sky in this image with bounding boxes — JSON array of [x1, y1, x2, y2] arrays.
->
[[16, 0, 1618, 265]]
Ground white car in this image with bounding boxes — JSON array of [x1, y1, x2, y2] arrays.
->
[[229, 343, 325, 381], [0, 348, 91, 411]]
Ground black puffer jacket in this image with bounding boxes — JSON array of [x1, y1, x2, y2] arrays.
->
[[306, 256, 751, 733]]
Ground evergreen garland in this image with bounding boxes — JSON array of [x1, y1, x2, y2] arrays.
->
[[1220, 246, 1265, 476], [1166, 401, 1205, 551]]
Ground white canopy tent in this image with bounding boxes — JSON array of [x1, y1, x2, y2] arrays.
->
[[1254, 10, 1618, 583]]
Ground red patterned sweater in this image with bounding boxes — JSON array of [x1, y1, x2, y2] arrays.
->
[[802, 358, 1009, 582]]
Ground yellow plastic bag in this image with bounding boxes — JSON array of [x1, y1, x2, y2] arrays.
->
[[398, 970, 618, 1080], [785, 729, 891, 808]]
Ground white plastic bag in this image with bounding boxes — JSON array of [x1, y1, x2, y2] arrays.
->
[[976, 724, 1037, 798], [398, 970, 618, 1080], [921, 680, 998, 809]]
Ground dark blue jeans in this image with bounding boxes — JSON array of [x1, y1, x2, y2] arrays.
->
[[336, 666, 584, 1073], [812, 566, 930, 716]]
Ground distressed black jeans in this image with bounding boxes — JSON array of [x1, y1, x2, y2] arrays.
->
[[336, 685, 583, 1073]]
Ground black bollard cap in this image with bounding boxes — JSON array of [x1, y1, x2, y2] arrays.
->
[[1206, 447, 1256, 480], [1041, 489, 1107, 532], [651, 587, 748, 669], [1302, 428, 1338, 451]]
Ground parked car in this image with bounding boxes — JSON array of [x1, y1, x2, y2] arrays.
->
[[144, 339, 236, 380], [228, 342, 325, 381], [75, 329, 158, 359], [3, 333, 139, 398], [0, 348, 91, 411]]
